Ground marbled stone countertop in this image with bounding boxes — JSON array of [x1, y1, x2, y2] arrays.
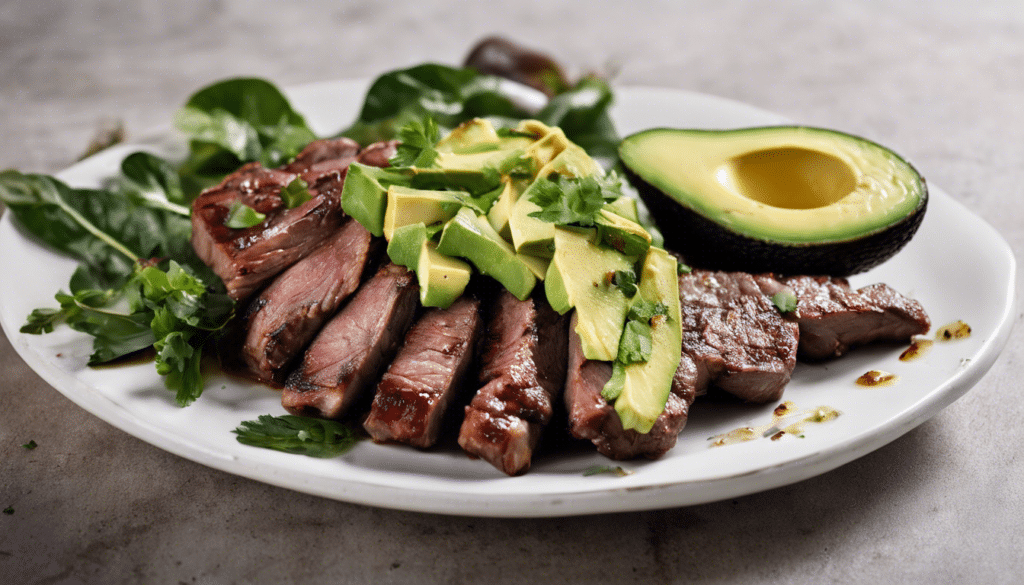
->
[[2, 1, 1022, 583]]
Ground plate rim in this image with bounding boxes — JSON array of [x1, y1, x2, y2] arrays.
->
[[0, 80, 1017, 517]]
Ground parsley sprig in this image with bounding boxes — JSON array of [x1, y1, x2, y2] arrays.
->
[[233, 415, 360, 457]]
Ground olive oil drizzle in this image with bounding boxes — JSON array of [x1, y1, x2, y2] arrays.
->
[[709, 401, 841, 447]]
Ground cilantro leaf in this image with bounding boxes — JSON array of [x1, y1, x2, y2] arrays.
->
[[527, 174, 614, 227], [611, 270, 638, 298], [617, 319, 653, 365], [22, 440, 37, 450], [280, 177, 312, 209], [224, 200, 266, 229], [233, 415, 360, 458], [390, 117, 441, 168]]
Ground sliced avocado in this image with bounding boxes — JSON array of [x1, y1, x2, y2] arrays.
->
[[486, 176, 529, 239], [436, 207, 536, 300], [595, 209, 651, 258], [340, 163, 401, 237], [603, 196, 641, 224], [436, 118, 501, 153], [619, 126, 928, 275], [387, 223, 470, 308], [545, 226, 634, 361], [382, 185, 466, 241], [608, 247, 682, 434], [508, 144, 604, 257]]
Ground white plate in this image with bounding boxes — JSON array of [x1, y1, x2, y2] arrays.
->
[[0, 80, 1016, 517]]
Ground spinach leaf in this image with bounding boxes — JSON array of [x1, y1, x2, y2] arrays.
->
[[537, 76, 620, 164], [174, 78, 317, 177], [115, 151, 196, 213]]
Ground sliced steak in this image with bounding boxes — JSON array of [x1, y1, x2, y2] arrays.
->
[[281, 263, 419, 419], [679, 269, 799, 403], [240, 218, 379, 383], [190, 138, 374, 301], [563, 312, 699, 460], [458, 291, 568, 476], [354, 140, 399, 168], [363, 295, 484, 448], [778, 275, 931, 360]]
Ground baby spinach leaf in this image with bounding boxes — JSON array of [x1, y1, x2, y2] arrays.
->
[[174, 78, 317, 177]]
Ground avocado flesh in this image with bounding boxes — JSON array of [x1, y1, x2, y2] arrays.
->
[[619, 126, 928, 275], [545, 227, 634, 362], [383, 185, 466, 241], [387, 223, 471, 308], [437, 207, 536, 301], [610, 247, 682, 434]]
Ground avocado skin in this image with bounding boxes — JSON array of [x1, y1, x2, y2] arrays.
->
[[622, 158, 928, 276]]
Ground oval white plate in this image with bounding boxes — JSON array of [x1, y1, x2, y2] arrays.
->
[[0, 81, 1016, 517]]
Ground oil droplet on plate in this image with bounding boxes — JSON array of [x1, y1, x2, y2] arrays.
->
[[936, 320, 971, 341], [900, 337, 934, 361], [856, 370, 899, 387]]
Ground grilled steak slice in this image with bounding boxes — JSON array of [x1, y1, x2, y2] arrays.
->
[[778, 275, 931, 360], [363, 295, 484, 448], [354, 140, 399, 168], [190, 138, 369, 301], [679, 269, 799, 403], [240, 218, 379, 383], [281, 263, 419, 419], [458, 291, 568, 476], [564, 312, 699, 460]]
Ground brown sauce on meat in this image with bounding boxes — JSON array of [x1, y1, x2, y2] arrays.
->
[[709, 401, 841, 447], [936, 320, 972, 341]]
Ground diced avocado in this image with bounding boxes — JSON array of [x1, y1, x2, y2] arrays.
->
[[419, 241, 471, 308], [436, 207, 537, 300], [508, 138, 605, 257], [603, 196, 641, 224], [486, 177, 529, 240], [386, 222, 428, 270], [619, 126, 928, 275], [387, 223, 471, 308], [517, 251, 550, 281], [544, 227, 634, 361], [340, 163, 404, 237], [436, 118, 501, 153], [609, 247, 682, 434], [595, 209, 652, 258], [382, 185, 467, 241]]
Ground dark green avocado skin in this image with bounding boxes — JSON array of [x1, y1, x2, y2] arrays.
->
[[623, 165, 928, 276]]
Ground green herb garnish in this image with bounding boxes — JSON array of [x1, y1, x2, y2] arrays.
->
[[234, 415, 360, 458], [390, 117, 441, 168], [582, 464, 633, 477], [280, 177, 312, 209], [224, 200, 267, 229], [527, 174, 620, 227], [772, 289, 798, 313], [22, 440, 37, 450]]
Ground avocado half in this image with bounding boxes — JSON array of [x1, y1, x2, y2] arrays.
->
[[619, 126, 928, 275]]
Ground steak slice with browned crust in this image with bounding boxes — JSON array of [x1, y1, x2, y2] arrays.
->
[[777, 275, 931, 361], [189, 138, 375, 301], [458, 291, 568, 476], [363, 295, 484, 448], [240, 218, 380, 383], [679, 269, 799, 404], [563, 312, 699, 460], [281, 263, 419, 419]]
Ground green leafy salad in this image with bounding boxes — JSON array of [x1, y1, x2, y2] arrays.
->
[[0, 61, 632, 454]]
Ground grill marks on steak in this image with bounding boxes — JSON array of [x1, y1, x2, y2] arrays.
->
[[458, 291, 568, 476], [778, 275, 931, 361], [363, 295, 484, 448], [240, 218, 380, 383], [678, 269, 800, 404], [281, 263, 419, 419], [189, 138, 363, 301], [564, 312, 699, 460]]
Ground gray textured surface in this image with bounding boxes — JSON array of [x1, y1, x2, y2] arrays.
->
[[2, 1, 1022, 583]]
